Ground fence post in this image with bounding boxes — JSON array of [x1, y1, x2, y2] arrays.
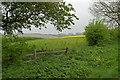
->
[[65, 48, 68, 55], [34, 49, 37, 60]]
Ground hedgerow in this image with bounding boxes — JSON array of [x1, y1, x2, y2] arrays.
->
[[84, 19, 110, 46], [2, 37, 33, 67]]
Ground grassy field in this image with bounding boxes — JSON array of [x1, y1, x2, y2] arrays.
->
[[21, 37, 43, 41], [2, 37, 118, 78]]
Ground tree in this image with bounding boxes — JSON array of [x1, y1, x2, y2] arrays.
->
[[1, 2, 79, 35], [75, 33, 82, 35], [85, 19, 110, 46], [89, 0, 120, 28]]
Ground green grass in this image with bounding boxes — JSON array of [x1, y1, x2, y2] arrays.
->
[[26, 38, 87, 51], [20, 37, 43, 41], [2, 37, 118, 78]]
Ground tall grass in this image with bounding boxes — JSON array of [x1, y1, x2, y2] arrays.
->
[[2, 37, 118, 78], [27, 38, 88, 51]]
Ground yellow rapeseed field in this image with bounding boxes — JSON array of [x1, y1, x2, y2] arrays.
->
[[58, 35, 86, 38]]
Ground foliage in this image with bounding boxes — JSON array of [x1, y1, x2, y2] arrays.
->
[[2, 37, 34, 67], [1, 2, 79, 35], [89, 1, 119, 27], [84, 19, 110, 46], [108, 27, 118, 41], [2, 37, 118, 78]]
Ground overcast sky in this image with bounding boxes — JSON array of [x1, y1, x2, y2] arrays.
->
[[23, 0, 94, 34]]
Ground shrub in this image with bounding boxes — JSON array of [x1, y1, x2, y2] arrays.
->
[[2, 36, 34, 67], [84, 19, 110, 46], [109, 27, 118, 41]]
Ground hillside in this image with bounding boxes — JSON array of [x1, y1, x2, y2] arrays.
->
[[18, 33, 58, 38]]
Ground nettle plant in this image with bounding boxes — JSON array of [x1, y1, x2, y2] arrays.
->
[[108, 27, 118, 41], [85, 19, 110, 46], [2, 37, 33, 66]]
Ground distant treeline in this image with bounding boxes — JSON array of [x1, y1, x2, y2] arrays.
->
[[57, 33, 84, 37]]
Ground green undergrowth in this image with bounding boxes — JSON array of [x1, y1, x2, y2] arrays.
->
[[2, 38, 118, 78]]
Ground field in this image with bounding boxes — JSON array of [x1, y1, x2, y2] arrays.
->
[[2, 37, 118, 78], [18, 34, 58, 38]]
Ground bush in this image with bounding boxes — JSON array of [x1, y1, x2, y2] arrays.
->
[[109, 27, 118, 41], [84, 19, 110, 46], [2, 36, 34, 67]]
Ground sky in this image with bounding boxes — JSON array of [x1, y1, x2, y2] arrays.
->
[[3, 0, 94, 34]]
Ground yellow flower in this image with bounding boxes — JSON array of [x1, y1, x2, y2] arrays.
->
[[95, 58, 100, 61], [58, 35, 86, 38]]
